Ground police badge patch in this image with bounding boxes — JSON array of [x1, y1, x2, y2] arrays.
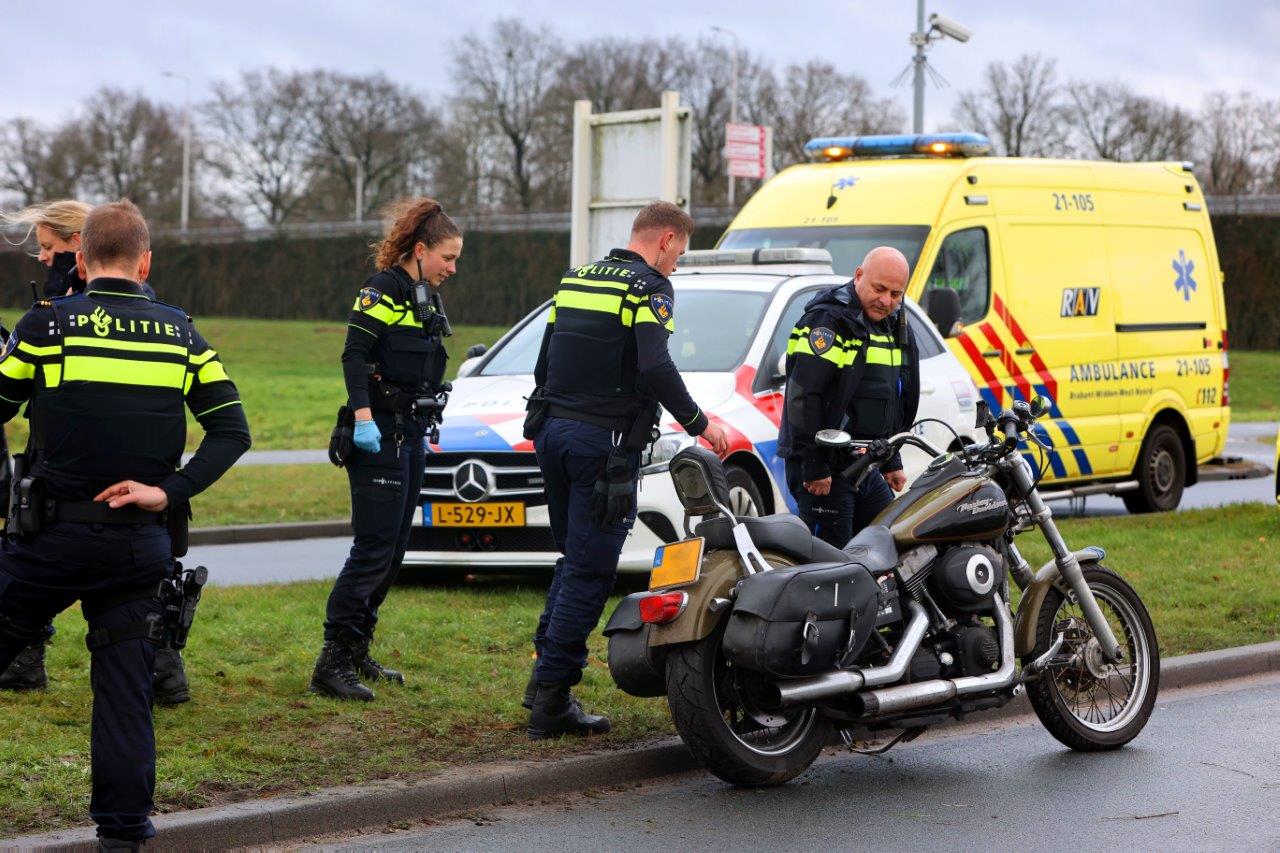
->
[[809, 327, 836, 353], [649, 293, 674, 323], [358, 287, 381, 311]]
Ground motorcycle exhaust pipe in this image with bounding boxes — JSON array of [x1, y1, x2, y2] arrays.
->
[[769, 601, 929, 707], [856, 592, 1017, 718]]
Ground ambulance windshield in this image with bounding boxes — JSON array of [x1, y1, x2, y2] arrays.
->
[[719, 225, 929, 277]]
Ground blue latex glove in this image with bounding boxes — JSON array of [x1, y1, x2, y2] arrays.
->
[[353, 418, 382, 453]]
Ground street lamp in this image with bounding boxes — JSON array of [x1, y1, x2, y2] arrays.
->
[[161, 70, 191, 231], [896, 2, 972, 133], [711, 25, 740, 208], [342, 154, 365, 224]]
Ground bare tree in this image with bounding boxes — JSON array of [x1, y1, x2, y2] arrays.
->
[[78, 88, 185, 222], [0, 118, 87, 206], [452, 19, 563, 211], [1195, 92, 1270, 195], [297, 70, 436, 221], [1066, 81, 1195, 162], [202, 69, 319, 224], [954, 54, 1067, 157], [761, 61, 905, 168]]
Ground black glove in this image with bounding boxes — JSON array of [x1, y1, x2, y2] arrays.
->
[[591, 447, 636, 527]]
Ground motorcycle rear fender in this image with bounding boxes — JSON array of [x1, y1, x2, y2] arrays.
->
[[648, 549, 743, 647], [1013, 547, 1105, 657]]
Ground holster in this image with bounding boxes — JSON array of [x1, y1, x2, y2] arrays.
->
[[329, 405, 356, 467], [5, 454, 42, 539], [623, 399, 662, 451], [522, 386, 549, 440], [168, 501, 191, 558]]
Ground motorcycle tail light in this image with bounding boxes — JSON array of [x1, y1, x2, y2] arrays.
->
[[639, 592, 688, 624]]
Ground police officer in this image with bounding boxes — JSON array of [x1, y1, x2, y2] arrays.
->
[[0, 199, 250, 848], [777, 246, 920, 548], [311, 198, 460, 701], [0, 201, 180, 702], [523, 201, 728, 739]]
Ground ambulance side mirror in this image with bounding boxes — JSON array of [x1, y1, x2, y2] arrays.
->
[[923, 288, 962, 339]]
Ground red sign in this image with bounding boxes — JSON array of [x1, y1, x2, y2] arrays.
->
[[725, 123, 767, 179]]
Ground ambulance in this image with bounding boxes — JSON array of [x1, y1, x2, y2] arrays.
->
[[718, 133, 1230, 513]]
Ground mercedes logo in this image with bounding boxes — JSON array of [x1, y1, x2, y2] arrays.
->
[[453, 461, 491, 503]]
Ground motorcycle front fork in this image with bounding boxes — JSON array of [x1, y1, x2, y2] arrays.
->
[[1005, 456, 1124, 664]]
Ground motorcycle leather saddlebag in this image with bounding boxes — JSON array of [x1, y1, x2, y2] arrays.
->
[[722, 562, 880, 679]]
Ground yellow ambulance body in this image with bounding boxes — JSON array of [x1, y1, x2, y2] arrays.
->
[[719, 134, 1230, 512]]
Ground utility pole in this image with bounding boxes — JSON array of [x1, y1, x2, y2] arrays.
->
[[343, 155, 365, 223], [162, 71, 191, 231], [711, 25, 740, 208], [911, 0, 927, 134]]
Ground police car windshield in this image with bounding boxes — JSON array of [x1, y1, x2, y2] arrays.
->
[[480, 289, 770, 376], [719, 225, 929, 276]]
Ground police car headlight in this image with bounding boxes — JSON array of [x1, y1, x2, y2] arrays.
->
[[641, 432, 697, 474]]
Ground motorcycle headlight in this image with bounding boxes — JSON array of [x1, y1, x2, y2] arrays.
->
[[641, 432, 696, 474]]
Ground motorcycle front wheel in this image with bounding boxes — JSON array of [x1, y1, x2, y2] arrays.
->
[[1024, 563, 1160, 750], [665, 619, 830, 787]]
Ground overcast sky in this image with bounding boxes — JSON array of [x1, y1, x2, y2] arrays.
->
[[3, 0, 1277, 131]]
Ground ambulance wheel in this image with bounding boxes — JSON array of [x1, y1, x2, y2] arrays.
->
[[725, 465, 765, 518], [1122, 425, 1184, 514]]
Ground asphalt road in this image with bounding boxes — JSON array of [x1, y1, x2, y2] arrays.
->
[[193, 421, 1276, 587], [313, 674, 1280, 852]]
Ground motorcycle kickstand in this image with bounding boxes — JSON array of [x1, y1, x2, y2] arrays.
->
[[841, 726, 928, 756]]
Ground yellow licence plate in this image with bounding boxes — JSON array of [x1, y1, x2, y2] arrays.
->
[[428, 502, 525, 527], [649, 537, 705, 590]]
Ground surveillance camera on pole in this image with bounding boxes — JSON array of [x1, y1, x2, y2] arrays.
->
[[928, 13, 971, 43], [892, 2, 974, 133]]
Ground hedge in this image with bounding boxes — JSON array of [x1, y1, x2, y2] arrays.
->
[[0, 219, 1274, 347]]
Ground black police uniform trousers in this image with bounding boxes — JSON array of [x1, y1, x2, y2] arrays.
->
[[0, 521, 172, 843], [325, 411, 426, 644], [785, 457, 894, 550], [532, 416, 639, 687]]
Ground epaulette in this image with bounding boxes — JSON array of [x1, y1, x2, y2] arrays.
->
[[151, 298, 193, 322]]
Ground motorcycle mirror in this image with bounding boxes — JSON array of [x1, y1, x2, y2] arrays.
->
[[815, 429, 852, 447], [974, 400, 994, 429], [1029, 395, 1051, 419]]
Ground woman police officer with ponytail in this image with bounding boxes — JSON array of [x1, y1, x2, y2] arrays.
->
[[311, 198, 462, 701]]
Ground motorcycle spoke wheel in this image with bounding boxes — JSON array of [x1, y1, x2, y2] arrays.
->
[[1024, 564, 1160, 751]]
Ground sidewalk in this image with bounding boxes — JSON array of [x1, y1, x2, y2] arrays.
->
[[10, 640, 1279, 851]]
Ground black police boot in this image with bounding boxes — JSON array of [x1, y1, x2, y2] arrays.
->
[[98, 836, 142, 851], [309, 640, 375, 701], [521, 659, 538, 710], [152, 647, 191, 706], [351, 637, 405, 685], [0, 641, 49, 691], [527, 682, 611, 740]]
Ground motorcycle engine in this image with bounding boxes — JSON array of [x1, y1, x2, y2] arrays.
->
[[929, 544, 1003, 613]]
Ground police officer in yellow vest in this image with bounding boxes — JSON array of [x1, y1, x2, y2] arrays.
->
[[312, 199, 461, 702], [0, 200, 250, 848], [777, 246, 920, 548], [522, 202, 728, 739]]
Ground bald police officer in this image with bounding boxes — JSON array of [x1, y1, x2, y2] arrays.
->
[[778, 246, 920, 548]]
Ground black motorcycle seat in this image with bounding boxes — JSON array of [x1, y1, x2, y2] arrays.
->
[[840, 524, 899, 574], [694, 514, 850, 566]]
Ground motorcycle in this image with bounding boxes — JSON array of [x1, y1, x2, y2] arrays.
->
[[604, 397, 1159, 786]]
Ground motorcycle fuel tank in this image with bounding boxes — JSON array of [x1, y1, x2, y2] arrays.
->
[[875, 475, 1010, 547]]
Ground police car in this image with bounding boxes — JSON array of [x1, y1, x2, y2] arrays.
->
[[403, 248, 983, 575]]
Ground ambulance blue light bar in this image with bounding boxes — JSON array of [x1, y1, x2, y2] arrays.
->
[[804, 133, 992, 161]]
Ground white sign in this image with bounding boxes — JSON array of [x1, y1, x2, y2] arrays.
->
[[724, 122, 770, 180]]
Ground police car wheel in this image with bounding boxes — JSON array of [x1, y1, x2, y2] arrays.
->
[[1121, 424, 1184, 514], [725, 466, 765, 518]]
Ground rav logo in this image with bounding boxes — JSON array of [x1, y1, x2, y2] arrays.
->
[[1060, 287, 1100, 317]]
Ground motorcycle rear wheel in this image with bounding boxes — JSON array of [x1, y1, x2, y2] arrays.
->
[[1024, 564, 1159, 750], [665, 619, 830, 787]]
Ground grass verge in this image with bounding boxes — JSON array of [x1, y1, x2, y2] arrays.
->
[[1, 319, 508, 453], [1228, 350, 1280, 422], [1, 503, 1277, 836], [190, 464, 349, 527]]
